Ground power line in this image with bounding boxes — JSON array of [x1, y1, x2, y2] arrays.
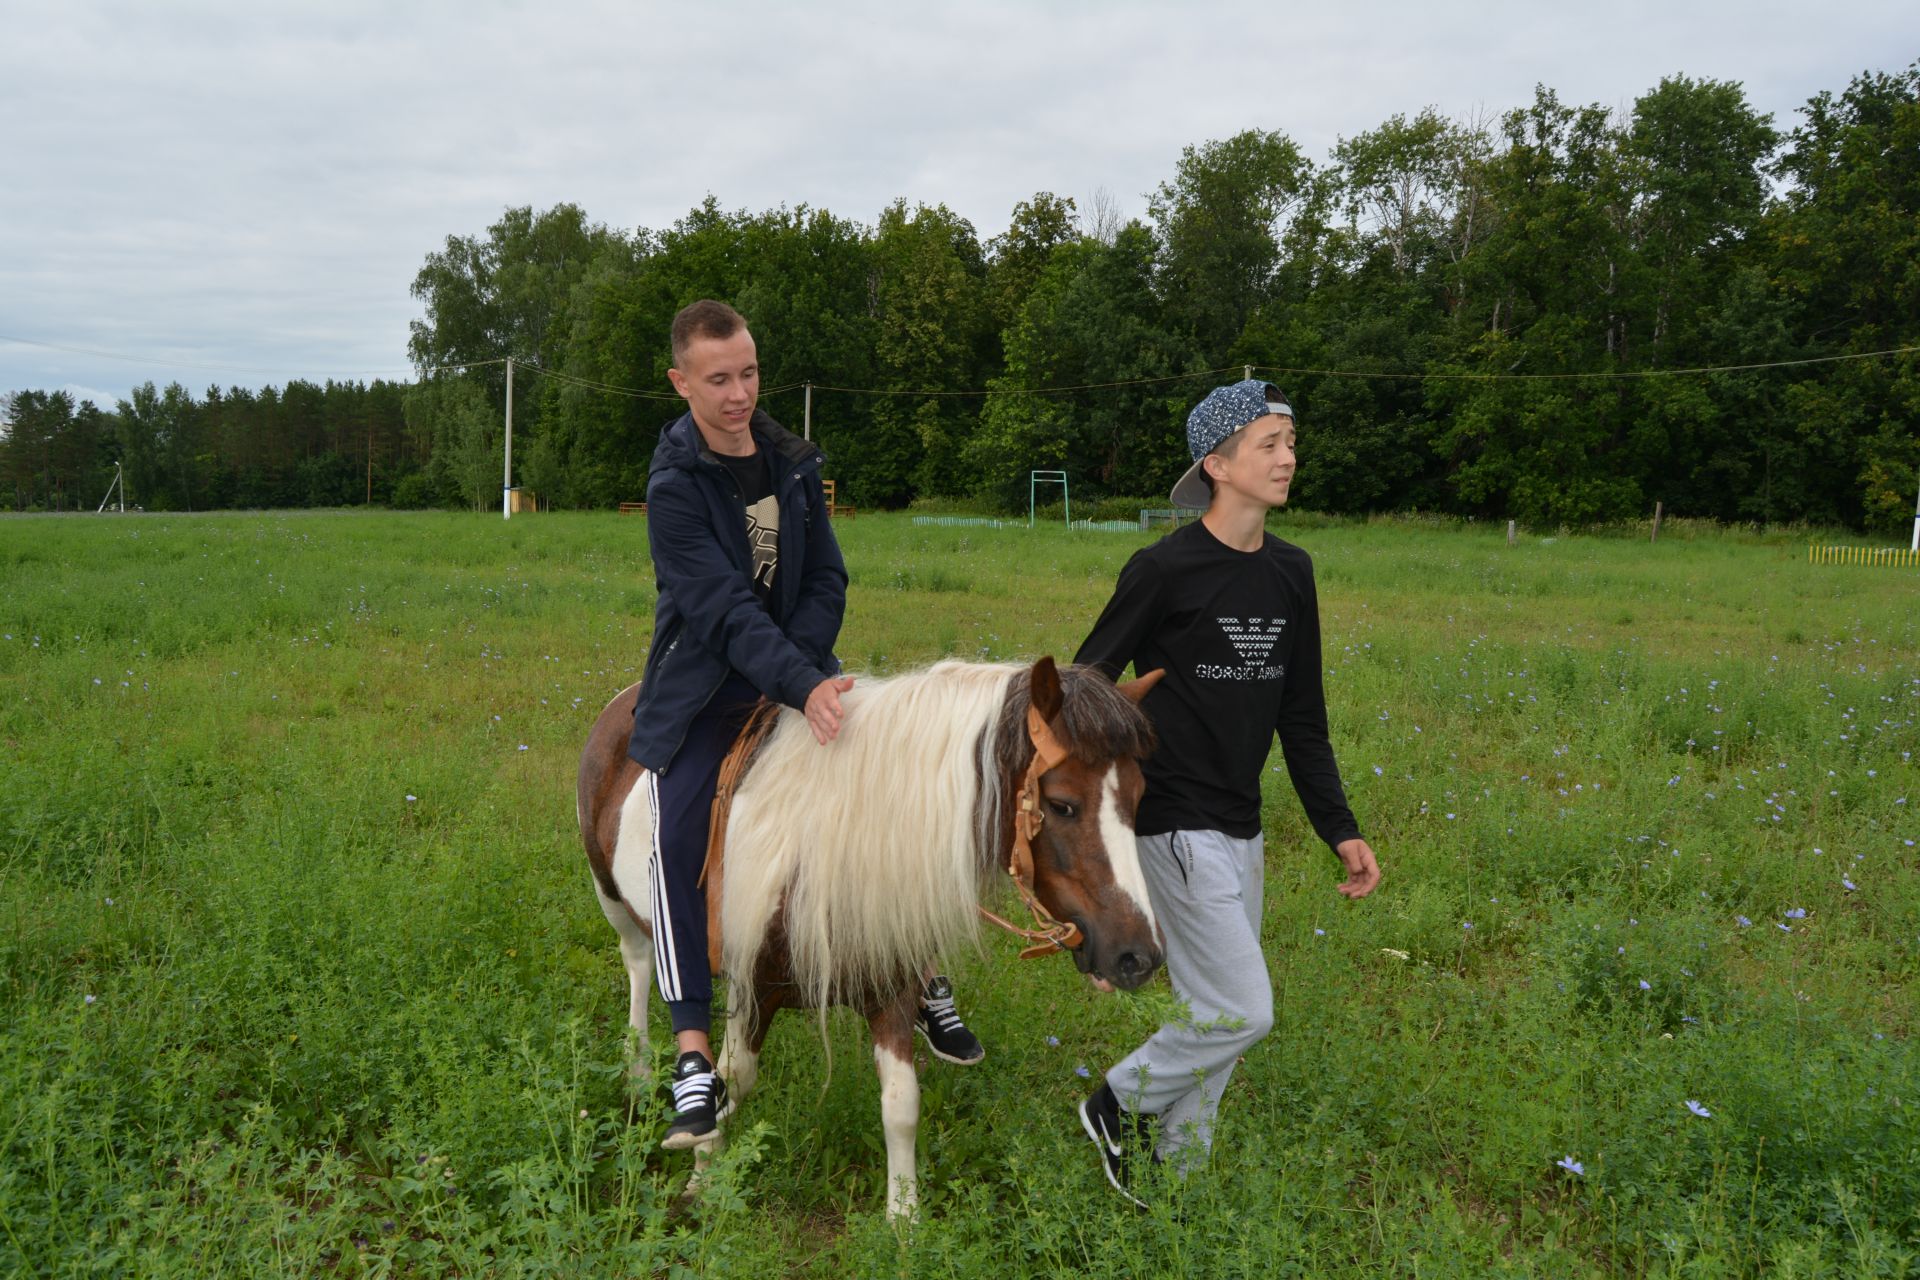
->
[[516, 347, 1920, 402], [515, 361, 682, 401], [806, 366, 1249, 398], [10, 329, 1916, 401], [1255, 345, 1920, 383], [0, 333, 523, 381]]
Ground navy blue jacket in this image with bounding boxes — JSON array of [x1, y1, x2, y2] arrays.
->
[[627, 409, 847, 773]]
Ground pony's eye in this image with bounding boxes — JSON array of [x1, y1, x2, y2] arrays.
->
[[1047, 799, 1078, 820]]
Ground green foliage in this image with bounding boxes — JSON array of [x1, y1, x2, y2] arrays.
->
[[5, 63, 1917, 532]]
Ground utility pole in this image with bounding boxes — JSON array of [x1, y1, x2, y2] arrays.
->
[[501, 357, 514, 521], [804, 382, 812, 442]]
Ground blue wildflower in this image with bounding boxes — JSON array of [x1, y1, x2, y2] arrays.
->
[[1785, 908, 1806, 919], [1556, 1156, 1584, 1175], [1685, 1100, 1711, 1118], [1638, 980, 1651, 991], [1736, 916, 1751, 928]]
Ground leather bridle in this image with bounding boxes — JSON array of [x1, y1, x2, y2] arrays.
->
[[976, 704, 1086, 958]]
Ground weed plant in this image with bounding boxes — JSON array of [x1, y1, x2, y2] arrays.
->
[[1, 510, 1915, 1277]]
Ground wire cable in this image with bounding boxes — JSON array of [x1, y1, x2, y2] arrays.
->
[[0, 333, 518, 381], [1253, 345, 1920, 383], [9, 330, 1915, 398]]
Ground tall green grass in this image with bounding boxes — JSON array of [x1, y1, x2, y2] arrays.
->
[[1, 510, 1915, 1277]]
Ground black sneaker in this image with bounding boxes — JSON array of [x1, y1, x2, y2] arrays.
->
[[661, 1050, 730, 1150], [915, 975, 985, 1064], [1079, 1081, 1151, 1209]]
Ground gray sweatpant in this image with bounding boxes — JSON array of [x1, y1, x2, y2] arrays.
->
[[1106, 829, 1273, 1163]]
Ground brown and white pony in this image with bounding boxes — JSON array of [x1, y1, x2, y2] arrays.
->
[[577, 656, 1164, 1218]]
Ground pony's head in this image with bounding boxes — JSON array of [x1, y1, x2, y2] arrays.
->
[[994, 657, 1165, 991]]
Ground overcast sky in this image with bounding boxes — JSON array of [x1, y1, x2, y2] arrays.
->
[[2, 1, 1912, 408]]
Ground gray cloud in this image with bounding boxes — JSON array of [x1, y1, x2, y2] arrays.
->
[[2, 0, 1911, 401]]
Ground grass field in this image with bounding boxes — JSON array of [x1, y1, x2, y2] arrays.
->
[[2, 509, 1917, 1278]]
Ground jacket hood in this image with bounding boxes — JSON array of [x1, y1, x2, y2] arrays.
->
[[650, 409, 822, 479]]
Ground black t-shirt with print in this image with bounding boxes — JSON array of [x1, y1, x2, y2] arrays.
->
[[717, 448, 779, 606], [1074, 519, 1360, 845]]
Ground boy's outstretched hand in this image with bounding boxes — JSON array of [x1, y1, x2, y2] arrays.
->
[[804, 674, 856, 744], [1334, 838, 1382, 899]]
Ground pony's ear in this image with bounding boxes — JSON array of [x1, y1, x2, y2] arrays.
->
[[1117, 668, 1165, 703], [1029, 655, 1064, 722]]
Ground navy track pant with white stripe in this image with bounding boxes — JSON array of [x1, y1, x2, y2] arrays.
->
[[649, 674, 759, 1035]]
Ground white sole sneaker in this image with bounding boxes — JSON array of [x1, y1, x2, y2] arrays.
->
[[1078, 1097, 1148, 1209]]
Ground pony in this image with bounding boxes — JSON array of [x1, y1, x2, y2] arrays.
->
[[576, 656, 1165, 1217]]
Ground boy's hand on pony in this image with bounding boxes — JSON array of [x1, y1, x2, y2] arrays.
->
[[805, 675, 856, 744]]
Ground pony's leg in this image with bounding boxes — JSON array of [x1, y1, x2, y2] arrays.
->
[[594, 884, 654, 1079], [714, 978, 768, 1102], [688, 981, 781, 1200], [869, 998, 920, 1220], [599, 770, 662, 1079]]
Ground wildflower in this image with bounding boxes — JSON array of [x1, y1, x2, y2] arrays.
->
[[1556, 1156, 1584, 1175], [1373, 765, 1383, 776], [1045, 1035, 1060, 1047], [406, 794, 417, 802], [84, 994, 96, 1005], [1462, 922, 1473, 931], [1381, 948, 1410, 961], [518, 744, 528, 752], [1684, 1100, 1711, 1118], [1638, 980, 1650, 991], [1778, 923, 1792, 932], [1736, 916, 1751, 928], [1843, 878, 1857, 892], [1075, 1065, 1091, 1079], [1784, 908, 1806, 919]]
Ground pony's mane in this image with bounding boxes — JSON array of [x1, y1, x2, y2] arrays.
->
[[717, 660, 1155, 1015]]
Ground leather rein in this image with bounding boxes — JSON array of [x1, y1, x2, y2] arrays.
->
[[976, 704, 1085, 959]]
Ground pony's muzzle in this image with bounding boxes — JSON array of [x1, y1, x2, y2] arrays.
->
[[1074, 929, 1162, 991], [1112, 946, 1159, 989]]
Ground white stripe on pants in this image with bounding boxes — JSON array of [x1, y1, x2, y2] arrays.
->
[[1105, 829, 1273, 1164]]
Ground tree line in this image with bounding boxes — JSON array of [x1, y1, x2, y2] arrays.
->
[[5, 65, 1915, 530]]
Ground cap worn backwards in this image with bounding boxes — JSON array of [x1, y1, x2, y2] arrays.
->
[[1169, 379, 1292, 509]]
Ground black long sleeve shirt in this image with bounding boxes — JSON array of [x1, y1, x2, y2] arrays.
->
[[1074, 520, 1361, 846]]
